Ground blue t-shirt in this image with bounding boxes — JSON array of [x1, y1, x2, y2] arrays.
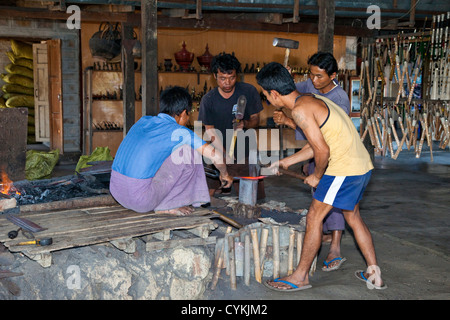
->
[[295, 78, 350, 140], [112, 113, 206, 179]]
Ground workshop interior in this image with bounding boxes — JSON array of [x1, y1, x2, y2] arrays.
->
[[0, 0, 449, 302]]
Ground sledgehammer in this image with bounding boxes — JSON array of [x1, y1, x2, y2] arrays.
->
[[273, 37, 299, 67]]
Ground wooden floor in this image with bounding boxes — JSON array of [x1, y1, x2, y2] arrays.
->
[[0, 205, 218, 267]]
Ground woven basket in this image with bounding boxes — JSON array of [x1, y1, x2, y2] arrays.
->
[[89, 22, 121, 60]]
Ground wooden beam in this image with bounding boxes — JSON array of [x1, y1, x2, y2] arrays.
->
[[141, 0, 159, 116], [121, 23, 136, 135], [318, 0, 335, 53], [0, 5, 139, 23]]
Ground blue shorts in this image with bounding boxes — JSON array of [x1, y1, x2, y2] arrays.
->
[[313, 170, 372, 211]]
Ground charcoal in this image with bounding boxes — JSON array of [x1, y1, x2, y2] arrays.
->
[[9, 174, 109, 206]]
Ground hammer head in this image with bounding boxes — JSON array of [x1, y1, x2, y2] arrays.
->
[[235, 95, 247, 120], [273, 38, 299, 68], [273, 38, 299, 49]]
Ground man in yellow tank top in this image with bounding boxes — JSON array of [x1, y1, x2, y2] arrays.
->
[[256, 62, 386, 291]]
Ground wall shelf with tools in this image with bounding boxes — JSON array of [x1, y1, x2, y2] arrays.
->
[[83, 67, 143, 156], [359, 12, 450, 162]]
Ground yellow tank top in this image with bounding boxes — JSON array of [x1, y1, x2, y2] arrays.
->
[[313, 94, 374, 176]]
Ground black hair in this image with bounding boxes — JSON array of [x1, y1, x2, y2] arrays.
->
[[159, 86, 192, 117], [307, 52, 338, 76], [211, 53, 241, 74], [256, 62, 296, 96]]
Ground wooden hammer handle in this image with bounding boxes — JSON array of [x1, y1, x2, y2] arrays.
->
[[278, 168, 306, 180]]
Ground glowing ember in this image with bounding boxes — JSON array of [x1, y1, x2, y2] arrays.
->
[[0, 171, 21, 196], [238, 176, 266, 180]]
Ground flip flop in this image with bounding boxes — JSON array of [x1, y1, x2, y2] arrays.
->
[[355, 270, 388, 290], [263, 278, 312, 292], [322, 257, 347, 272]]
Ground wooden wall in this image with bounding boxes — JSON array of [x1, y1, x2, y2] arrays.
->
[[81, 23, 349, 155]]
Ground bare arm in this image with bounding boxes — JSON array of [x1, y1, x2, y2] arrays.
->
[[235, 113, 260, 130], [291, 101, 330, 187], [197, 143, 233, 188], [279, 143, 314, 168], [244, 113, 260, 129]]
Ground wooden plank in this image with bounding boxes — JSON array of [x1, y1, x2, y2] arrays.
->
[[47, 39, 64, 153], [146, 236, 216, 251], [0, 206, 217, 260], [33, 43, 50, 143]]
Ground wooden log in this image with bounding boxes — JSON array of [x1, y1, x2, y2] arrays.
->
[[244, 234, 250, 286], [0, 197, 17, 211], [251, 229, 261, 283], [296, 231, 304, 265], [210, 239, 224, 290], [388, 128, 394, 158], [259, 228, 269, 275], [390, 117, 401, 147], [393, 127, 409, 159], [272, 225, 280, 279], [422, 112, 433, 161], [223, 226, 232, 273], [416, 117, 426, 158], [410, 120, 418, 151], [227, 234, 236, 290], [381, 120, 388, 156], [110, 238, 136, 253], [406, 116, 412, 149], [287, 228, 295, 275]]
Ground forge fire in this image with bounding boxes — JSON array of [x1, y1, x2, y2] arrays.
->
[[0, 171, 109, 207]]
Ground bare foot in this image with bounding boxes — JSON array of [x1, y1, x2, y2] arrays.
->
[[266, 275, 310, 291], [155, 206, 194, 216]]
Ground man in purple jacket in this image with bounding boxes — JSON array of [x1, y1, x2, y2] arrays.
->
[[273, 52, 350, 272]]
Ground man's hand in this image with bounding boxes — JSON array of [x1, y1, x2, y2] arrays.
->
[[273, 110, 297, 130], [233, 119, 244, 130], [304, 174, 320, 188], [219, 172, 234, 189], [267, 159, 289, 176], [273, 110, 288, 126]]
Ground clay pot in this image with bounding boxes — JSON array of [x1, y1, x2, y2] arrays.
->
[[197, 44, 213, 71], [174, 41, 194, 72]]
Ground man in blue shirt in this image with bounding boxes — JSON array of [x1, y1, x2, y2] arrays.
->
[[273, 52, 350, 272], [110, 86, 233, 215]]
